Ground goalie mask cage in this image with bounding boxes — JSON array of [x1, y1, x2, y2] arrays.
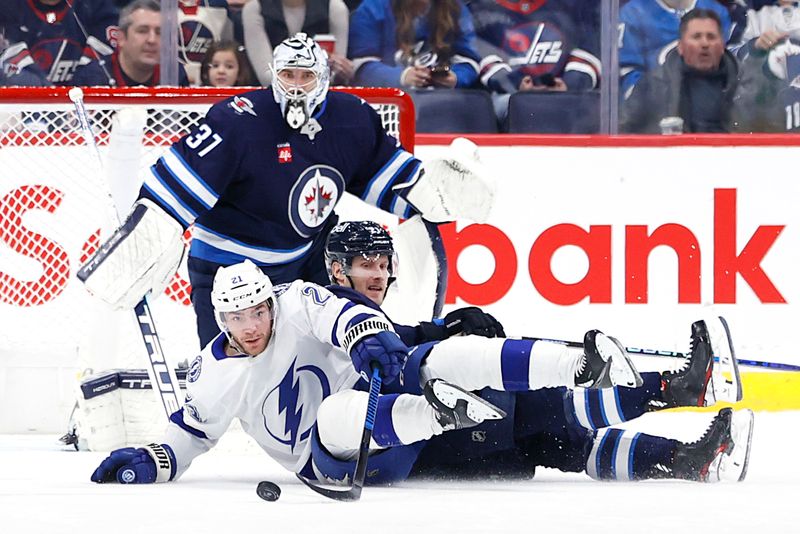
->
[[0, 86, 414, 437]]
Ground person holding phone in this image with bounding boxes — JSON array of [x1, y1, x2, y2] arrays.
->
[[348, 0, 480, 89]]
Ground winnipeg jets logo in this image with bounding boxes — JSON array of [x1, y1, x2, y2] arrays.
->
[[288, 165, 344, 237], [262, 358, 330, 452], [229, 96, 257, 116]]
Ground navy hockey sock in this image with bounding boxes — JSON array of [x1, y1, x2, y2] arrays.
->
[[567, 372, 662, 429], [586, 427, 678, 481]]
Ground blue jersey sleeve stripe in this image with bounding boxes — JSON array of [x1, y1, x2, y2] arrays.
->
[[162, 148, 219, 209], [376, 157, 415, 209], [388, 160, 421, 217], [361, 150, 413, 206], [345, 312, 381, 332], [169, 408, 209, 440], [331, 301, 356, 347], [141, 176, 196, 227]]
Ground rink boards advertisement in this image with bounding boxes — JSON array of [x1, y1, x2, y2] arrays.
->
[[2, 138, 800, 432]]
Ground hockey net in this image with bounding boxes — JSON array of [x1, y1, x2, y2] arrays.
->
[[0, 86, 414, 447]]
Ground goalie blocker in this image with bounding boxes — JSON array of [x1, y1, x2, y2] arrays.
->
[[78, 199, 185, 309]]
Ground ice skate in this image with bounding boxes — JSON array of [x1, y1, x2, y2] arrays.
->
[[575, 330, 643, 389], [661, 317, 742, 407], [423, 379, 506, 431], [673, 407, 754, 482]]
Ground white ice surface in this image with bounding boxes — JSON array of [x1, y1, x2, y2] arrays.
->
[[1, 411, 797, 534]]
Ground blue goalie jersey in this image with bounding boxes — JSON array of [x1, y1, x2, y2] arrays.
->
[[140, 88, 421, 270]]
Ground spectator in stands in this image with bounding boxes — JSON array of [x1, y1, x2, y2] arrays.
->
[[619, 0, 732, 97], [177, 0, 236, 85], [348, 0, 481, 90], [730, 0, 800, 131], [0, 25, 48, 86], [72, 0, 190, 86], [469, 0, 601, 95], [199, 39, 255, 85], [242, 0, 352, 86], [0, 0, 118, 85], [620, 9, 738, 134]]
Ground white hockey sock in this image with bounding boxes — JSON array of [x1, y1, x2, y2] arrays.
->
[[420, 337, 583, 391]]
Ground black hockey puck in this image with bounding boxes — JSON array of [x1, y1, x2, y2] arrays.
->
[[256, 481, 281, 502]]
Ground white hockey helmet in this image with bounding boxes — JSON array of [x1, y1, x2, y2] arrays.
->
[[270, 32, 330, 129], [211, 260, 276, 346]]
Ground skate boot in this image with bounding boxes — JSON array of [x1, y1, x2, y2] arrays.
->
[[660, 317, 743, 407], [661, 320, 714, 407], [423, 379, 507, 431], [575, 330, 643, 389], [673, 407, 754, 482]]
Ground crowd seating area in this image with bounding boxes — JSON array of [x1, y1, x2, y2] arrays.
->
[[0, 0, 797, 134]]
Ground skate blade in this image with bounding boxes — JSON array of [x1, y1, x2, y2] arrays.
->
[[599, 335, 644, 388], [722, 409, 755, 482], [705, 316, 743, 403], [432, 381, 507, 422]]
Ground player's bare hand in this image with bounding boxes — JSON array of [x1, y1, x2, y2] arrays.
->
[[430, 71, 457, 88], [401, 66, 432, 88], [755, 30, 789, 51]]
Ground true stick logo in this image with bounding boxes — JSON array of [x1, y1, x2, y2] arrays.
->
[[135, 302, 181, 414]]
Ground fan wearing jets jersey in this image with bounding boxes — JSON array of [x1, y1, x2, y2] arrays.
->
[[89, 258, 644, 486], [78, 31, 497, 347], [319, 220, 754, 484]]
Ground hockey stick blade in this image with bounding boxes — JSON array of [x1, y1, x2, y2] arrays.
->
[[295, 365, 382, 501]]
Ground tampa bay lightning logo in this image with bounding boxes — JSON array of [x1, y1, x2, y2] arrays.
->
[[288, 165, 344, 238], [262, 357, 330, 452], [187, 355, 202, 382]]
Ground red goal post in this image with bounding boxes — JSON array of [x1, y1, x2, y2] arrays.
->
[[0, 86, 415, 418]]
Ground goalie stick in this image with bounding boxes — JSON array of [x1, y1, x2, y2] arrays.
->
[[294, 364, 382, 501], [68, 87, 182, 420]]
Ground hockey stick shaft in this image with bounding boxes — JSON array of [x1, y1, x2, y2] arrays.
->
[[69, 88, 182, 419], [521, 336, 800, 372], [296, 364, 382, 501]]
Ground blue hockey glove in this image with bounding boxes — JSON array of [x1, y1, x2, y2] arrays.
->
[[350, 330, 408, 385], [441, 307, 505, 338], [90, 443, 176, 484]]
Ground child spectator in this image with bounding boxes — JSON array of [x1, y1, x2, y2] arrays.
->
[[199, 40, 255, 85]]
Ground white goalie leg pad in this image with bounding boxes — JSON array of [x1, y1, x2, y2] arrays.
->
[[79, 198, 185, 310], [398, 137, 496, 223]]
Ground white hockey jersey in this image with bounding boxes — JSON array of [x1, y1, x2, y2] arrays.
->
[[164, 280, 387, 478]]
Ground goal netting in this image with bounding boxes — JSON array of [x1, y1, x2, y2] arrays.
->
[[0, 86, 415, 446]]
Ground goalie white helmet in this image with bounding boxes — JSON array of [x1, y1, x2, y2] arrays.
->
[[211, 260, 276, 355], [271, 32, 330, 129]]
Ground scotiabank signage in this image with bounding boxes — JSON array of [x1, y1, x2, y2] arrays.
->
[[1, 143, 798, 363], [440, 188, 784, 306]]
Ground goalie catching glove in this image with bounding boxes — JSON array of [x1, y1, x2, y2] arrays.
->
[[78, 199, 185, 310], [91, 443, 176, 484], [394, 137, 496, 223]]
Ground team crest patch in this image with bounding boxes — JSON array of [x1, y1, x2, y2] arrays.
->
[[229, 96, 257, 116], [188, 355, 202, 383], [185, 403, 206, 423], [287, 165, 344, 237]]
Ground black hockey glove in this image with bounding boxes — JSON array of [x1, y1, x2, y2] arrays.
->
[[442, 307, 505, 338]]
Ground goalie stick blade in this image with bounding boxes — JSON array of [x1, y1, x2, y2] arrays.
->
[[295, 473, 363, 502]]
